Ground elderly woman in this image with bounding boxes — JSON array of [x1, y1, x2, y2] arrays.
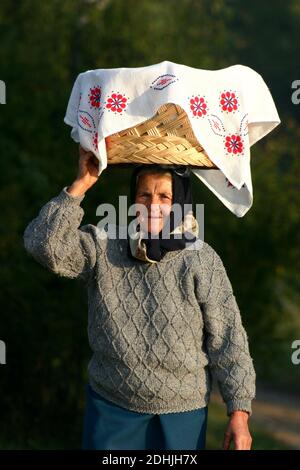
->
[[23, 145, 256, 451]]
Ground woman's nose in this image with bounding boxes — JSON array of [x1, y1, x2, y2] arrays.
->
[[146, 197, 161, 214], [148, 194, 161, 204]]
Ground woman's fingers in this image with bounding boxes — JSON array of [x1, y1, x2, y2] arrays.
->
[[223, 431, 231, 450], [233, 434, 252, 450], [75, 145, 99, 182], [90, 154, 99, 167], [223, 428, 252, 450], [79, 144, 93, 158]]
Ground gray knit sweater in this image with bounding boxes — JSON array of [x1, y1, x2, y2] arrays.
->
[[23, 186, 256, 416]]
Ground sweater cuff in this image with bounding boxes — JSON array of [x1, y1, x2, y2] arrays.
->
[[60, 186, 86, 204], [226, 399, 253, 417]]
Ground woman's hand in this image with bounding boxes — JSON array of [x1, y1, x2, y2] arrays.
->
[[67, 145, 100, 197], [223, 411, 252, 450]]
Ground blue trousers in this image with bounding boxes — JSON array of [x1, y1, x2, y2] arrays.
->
[[82, 384, 208, 450]]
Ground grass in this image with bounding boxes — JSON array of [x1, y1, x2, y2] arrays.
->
[[206, 401, 290, 450]]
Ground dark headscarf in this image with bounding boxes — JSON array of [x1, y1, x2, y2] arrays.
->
[[127, 164, 198, 262]]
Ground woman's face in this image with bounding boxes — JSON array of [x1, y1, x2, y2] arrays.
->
[[135, 172, 173, 235]]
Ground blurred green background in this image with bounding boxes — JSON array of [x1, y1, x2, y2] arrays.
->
[[0, 0, 299, 449]]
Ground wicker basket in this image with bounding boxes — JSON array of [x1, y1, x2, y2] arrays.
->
[[105, 103, 217, 169]]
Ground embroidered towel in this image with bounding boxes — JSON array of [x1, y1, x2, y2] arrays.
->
[[64, 60, 280, 216]]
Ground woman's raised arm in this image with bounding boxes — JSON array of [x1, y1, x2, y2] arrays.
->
[[23, 146, 100, 283]]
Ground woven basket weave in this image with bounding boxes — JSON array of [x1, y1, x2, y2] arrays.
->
[[106, 103, 217, 168]]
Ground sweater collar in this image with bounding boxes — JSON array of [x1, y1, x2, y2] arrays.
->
[[128, 212, 199, 263]]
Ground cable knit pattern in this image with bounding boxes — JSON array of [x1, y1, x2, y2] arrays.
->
[[23, 187, 256, 416]]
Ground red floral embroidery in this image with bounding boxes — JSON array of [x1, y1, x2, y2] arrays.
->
[[150, 74, 179, 90], [225, 134, 243, 154], [220, 91, 238, 112], [208, 115, 225, 137], [79, 113, 93, 129], [157, 78, 172, 86], [189, 96, 207, 117], [89, 86, 101, 108], [106, 92, 128, 113], [93, 131, 98, 150]]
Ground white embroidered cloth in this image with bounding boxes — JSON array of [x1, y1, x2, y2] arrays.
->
[[64, 60, 280, 216]]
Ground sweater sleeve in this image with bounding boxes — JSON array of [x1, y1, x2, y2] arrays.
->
[[23, 186, 97, 283], [201, 249, 256, 417]]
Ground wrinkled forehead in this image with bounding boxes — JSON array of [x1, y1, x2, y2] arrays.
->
[[136, 170, 173, 187]]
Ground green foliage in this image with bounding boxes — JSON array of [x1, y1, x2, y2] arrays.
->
[[0, 0, 299, 449]]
